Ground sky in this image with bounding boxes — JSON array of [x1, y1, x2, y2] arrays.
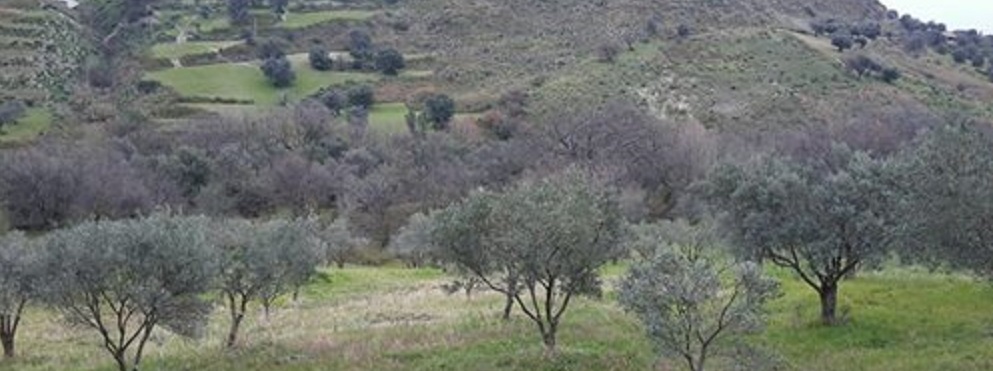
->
[[881, 0, 993, 33]]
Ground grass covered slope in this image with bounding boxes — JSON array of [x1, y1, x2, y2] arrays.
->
[[4, 265, 993, 371]]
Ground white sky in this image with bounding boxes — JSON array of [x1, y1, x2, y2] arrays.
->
[[881, 0, 993, 33]]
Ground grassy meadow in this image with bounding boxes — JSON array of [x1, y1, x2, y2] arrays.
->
[[3, 264, 993, 371], [147, 60, 379, 105], [280, 10, 376, 29]]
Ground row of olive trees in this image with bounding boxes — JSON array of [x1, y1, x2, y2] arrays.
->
[[0, 213, 363, 371], [386, 169, 780, 370], [701, 123, 993, 327], [384, 123, 993, 370]]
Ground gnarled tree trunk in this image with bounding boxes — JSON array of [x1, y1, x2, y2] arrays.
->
[[819, 283, 839, 326]]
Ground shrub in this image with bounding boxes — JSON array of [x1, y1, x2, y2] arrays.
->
[[831, 33, 854, 52], [309, 47, 333, 71], [261, 56, 295, 88], [374, 48, 406, 75], [423, 94, 456, 130], [881, 67, 902, 83], [0, 100, 26, 128], [256, 38, 287, 60], [347, 85, 375, 109]]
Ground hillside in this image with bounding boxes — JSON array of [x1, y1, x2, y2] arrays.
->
[[4, 1, 993, 371], [0, 3, 85, 145], [371, 0, 992, 133], [4, 0, 990, 139], [382, 0, 885, 93]]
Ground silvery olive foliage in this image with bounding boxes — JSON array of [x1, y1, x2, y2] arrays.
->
[[702, 145, 893, 325], [618, 221, 779, 371], [893, 124, 993, 276], [214, 217, 322, 348], [626, 218, 725, 260], [388, 211, 438, 268], [0, 232, 42, 358], [432, 169, 625, 351], [317, 217, 367, 268], [41, 214, 218, 371]]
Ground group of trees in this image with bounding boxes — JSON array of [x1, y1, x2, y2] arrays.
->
[[843, 55, 901, 83], [344, 29, 406, 75], [258, 39, 295, 87], [810, 19, 881, 52], [890, 11, 993, 78], [381, 120, 993, 369], [309, 29, 406, 76], [0, 213, 362, 370]]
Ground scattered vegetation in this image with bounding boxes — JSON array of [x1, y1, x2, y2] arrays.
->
[[4, 0, 993, 370]]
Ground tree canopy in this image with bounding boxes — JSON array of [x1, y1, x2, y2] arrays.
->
[[41, 214, 218, 371], [702, 146, 893, 325], [433, 169, 625, 351]]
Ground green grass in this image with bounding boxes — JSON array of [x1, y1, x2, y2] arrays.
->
[[368, 102, 410, 134], [150, 41, 241, 60], [279, 10, 377, 29], [0, 107, 51, 145], [765, 267, 993, 370], [147, 60, 378, 105], [6, 264, 993, 371], [365, 103, 483, 136]]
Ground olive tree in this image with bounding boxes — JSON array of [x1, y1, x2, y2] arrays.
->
[[893, 125, 993, 275], [423, 94, 455, 131], [317, 217, 367, 268], [702, 146, 893, 325], [214, 218, 321, 348], [618, 221, 779, 371], [391, 211, 486, 303], [41, 214, 218, 371], [375, 48, 406, 76], [261, 56, 295, 88], [626, 219, 724, 260], [433, 170, 625, 352], [389, 212, 437, 268], [0, 232, 41, 358]]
